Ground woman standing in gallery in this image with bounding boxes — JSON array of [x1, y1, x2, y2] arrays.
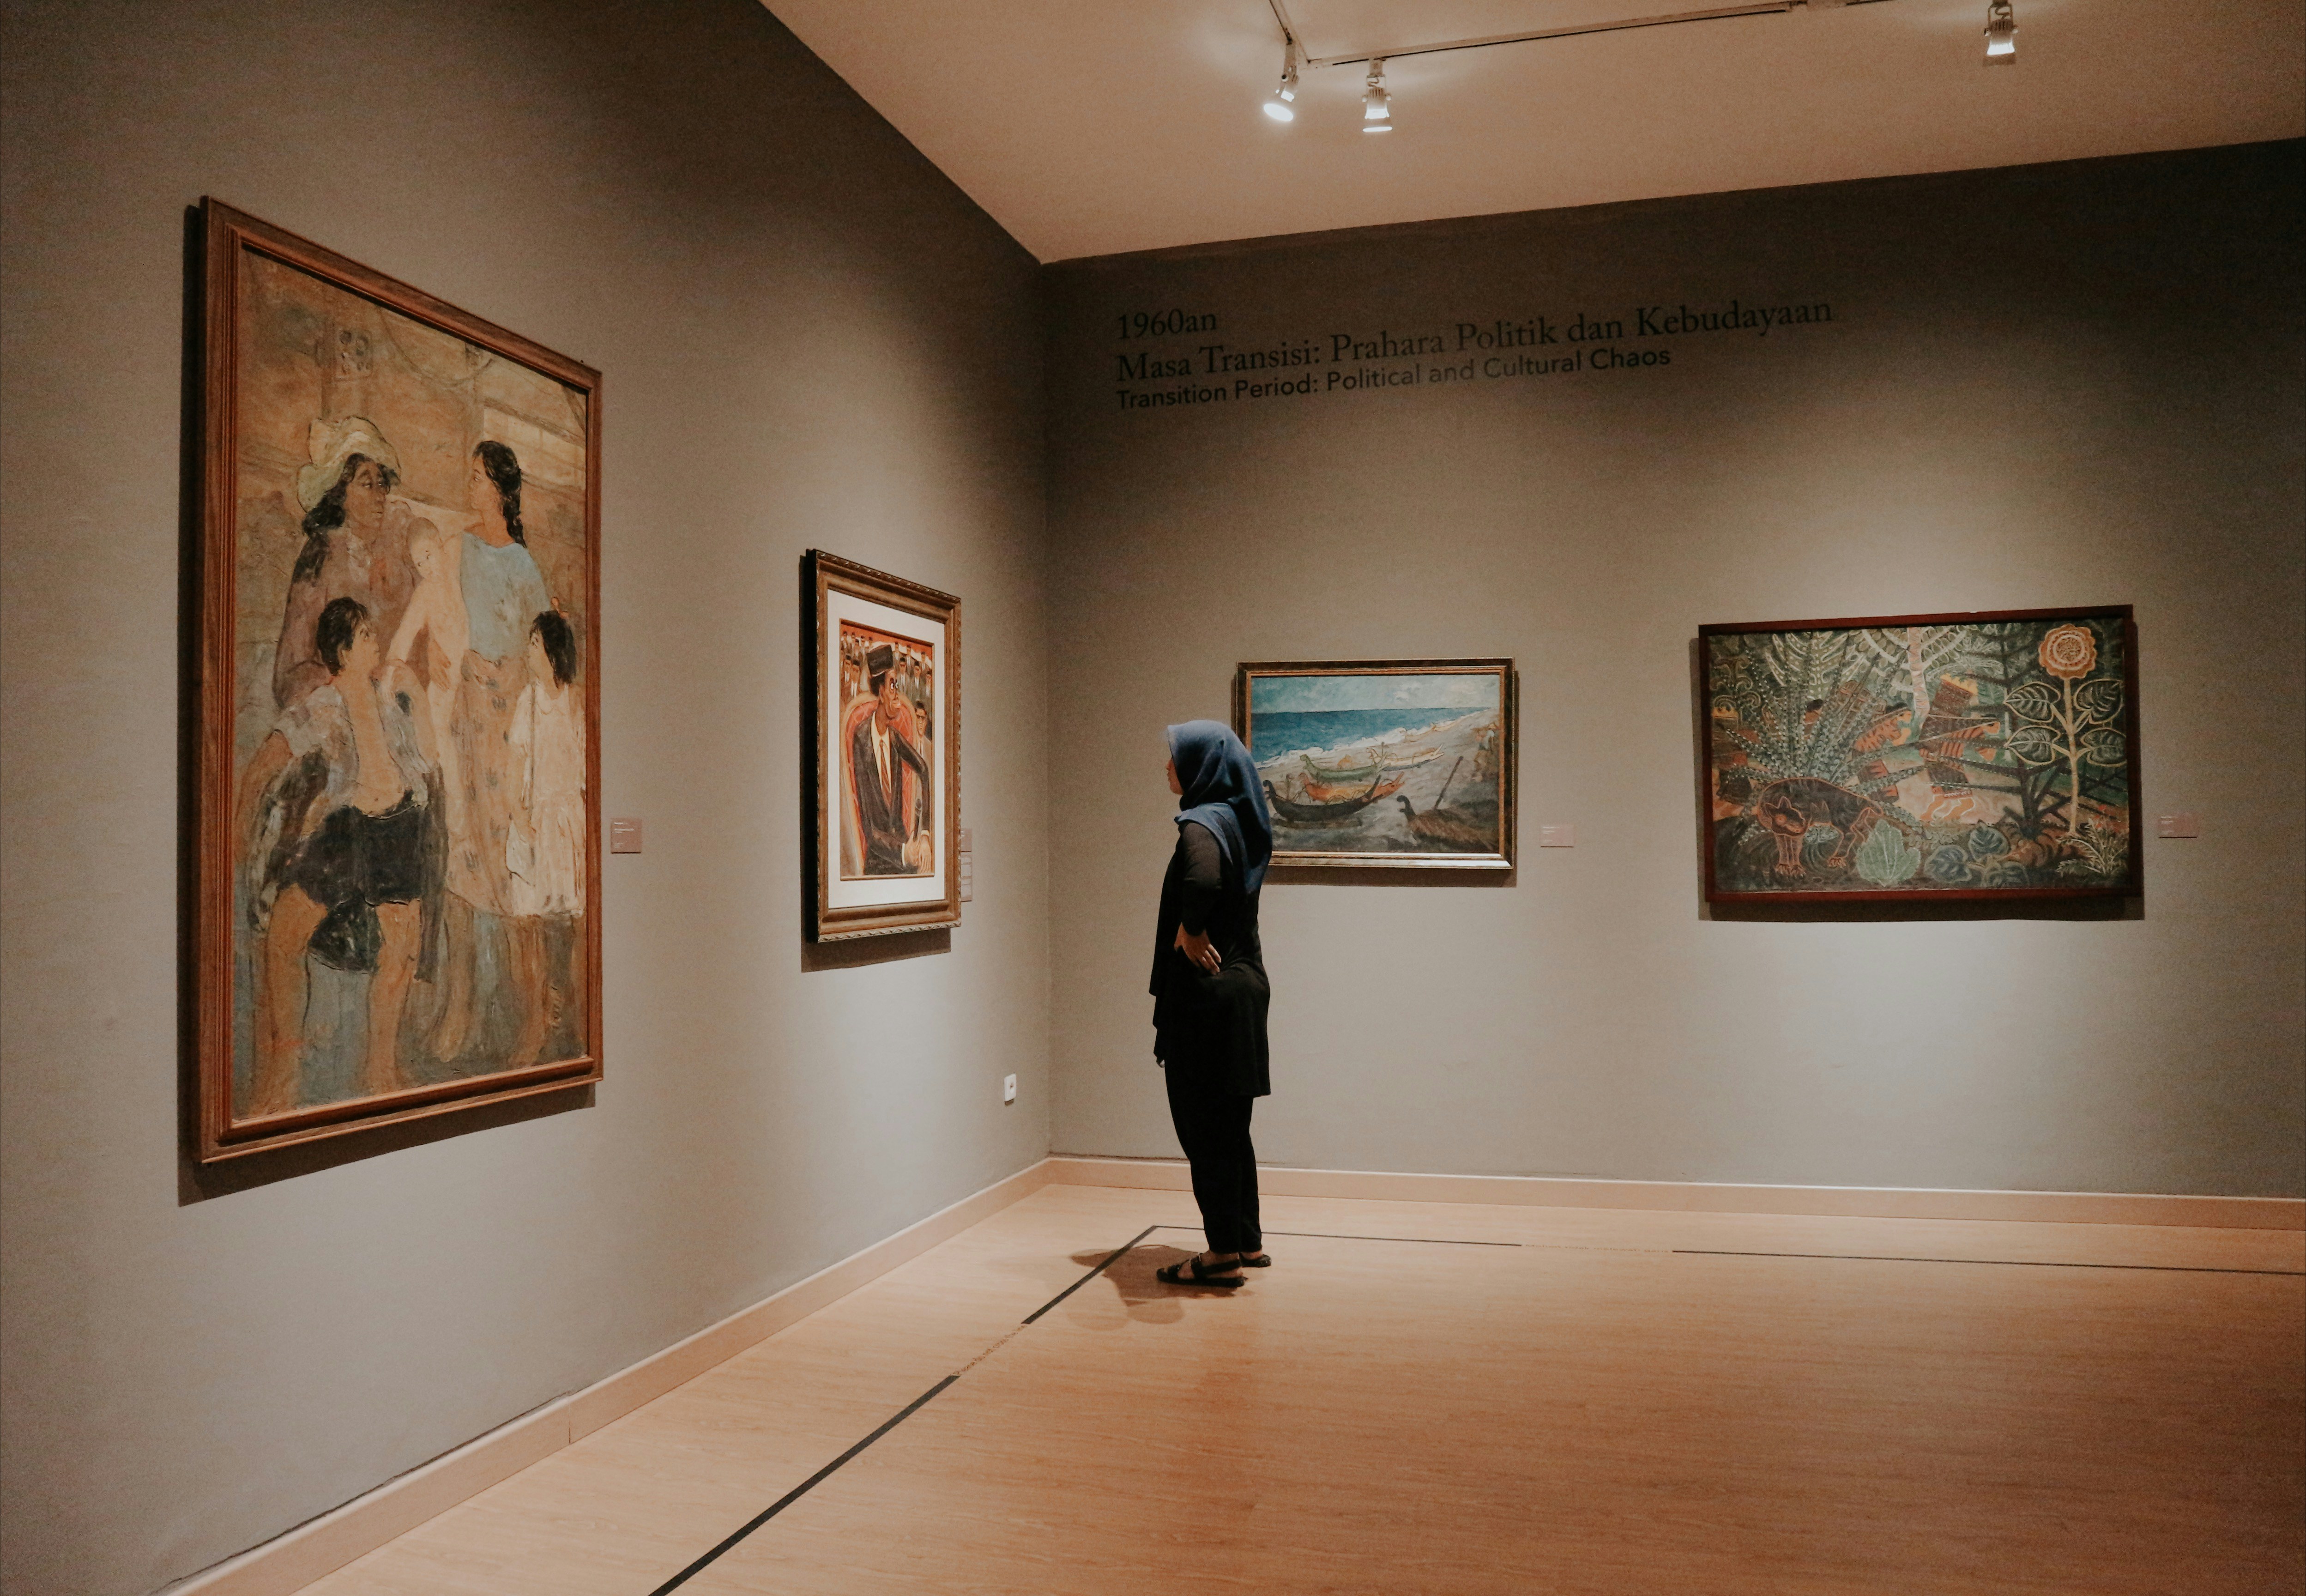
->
[[1151, 720, 1274, 1288]]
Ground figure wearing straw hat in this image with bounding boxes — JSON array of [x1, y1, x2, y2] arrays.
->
[[272, 416, 428, 710]]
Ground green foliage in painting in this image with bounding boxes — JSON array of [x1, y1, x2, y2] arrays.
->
[[1708, 630, 1889, 793], [1853, 822, 1923, 886]]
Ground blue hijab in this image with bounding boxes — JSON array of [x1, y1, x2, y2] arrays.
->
[[1167, 720, 1273, 893]]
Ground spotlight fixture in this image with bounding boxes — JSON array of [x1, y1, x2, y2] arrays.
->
[[1362, 58, 1392, 132], [1984, 0, 2016, 61], [1263, 42, 1300, 121]]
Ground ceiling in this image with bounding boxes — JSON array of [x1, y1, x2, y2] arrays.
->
[[763, 0, 2305, 262]]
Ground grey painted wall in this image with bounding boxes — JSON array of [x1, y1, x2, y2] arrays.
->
[[1044, 145, 2304, 1199], [0, 5, 1048, 1594]]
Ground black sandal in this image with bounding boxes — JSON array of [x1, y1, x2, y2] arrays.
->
[[1236, 1252, 1271, 1267], [1157, 1255, 1245, 1288]]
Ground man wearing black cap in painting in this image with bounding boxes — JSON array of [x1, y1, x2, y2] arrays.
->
[[846, 641, 932, 875]]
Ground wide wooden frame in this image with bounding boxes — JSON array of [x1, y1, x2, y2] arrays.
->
[[1698, 605, 2143, 905], [1235, 657, 1518, 871], [807, 551, 962, 939], [196, 200, 604, 1161]]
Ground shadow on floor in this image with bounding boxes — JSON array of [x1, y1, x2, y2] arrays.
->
[[1066, 1241, 1256, 1324]]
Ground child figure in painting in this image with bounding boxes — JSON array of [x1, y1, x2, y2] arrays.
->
[[504, 611, 585, 1064], [386, 517, 468, 841], [235, 597, 434, 1114]]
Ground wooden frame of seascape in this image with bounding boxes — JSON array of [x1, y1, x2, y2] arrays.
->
[[197, 200, 603, 1161], [1698, 606, 2142, 905], [807, 551, 962, 939], [1235, 658, 1517, 871]]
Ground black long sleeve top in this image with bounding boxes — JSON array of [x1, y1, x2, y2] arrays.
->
[[1149, 821, 1270, 1095]]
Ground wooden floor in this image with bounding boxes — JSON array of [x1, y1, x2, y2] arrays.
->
[[306, 1184, 2305, 1596]]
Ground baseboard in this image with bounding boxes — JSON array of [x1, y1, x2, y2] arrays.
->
[[1044, 1155, 2306, 1230], [162, 1158, 1058, 1596]]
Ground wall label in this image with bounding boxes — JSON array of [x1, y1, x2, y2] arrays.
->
[[1106, 294, 1835, 414]]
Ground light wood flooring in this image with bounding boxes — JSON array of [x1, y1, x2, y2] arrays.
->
[[305, 1183, 2305, 1595]]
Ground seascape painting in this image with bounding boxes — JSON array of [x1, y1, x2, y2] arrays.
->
[[199, 202, 601, 1159], [810, 552, 962, 938], [1702, 609, 2140, 900], [1237, 660, 1516, 869]]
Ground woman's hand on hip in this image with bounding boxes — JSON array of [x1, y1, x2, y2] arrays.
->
[[1173, 925, 1221, 974]]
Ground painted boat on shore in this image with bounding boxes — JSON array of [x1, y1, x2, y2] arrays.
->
[[1262, 773, 1391, 826], [1296, 771, 1405, 804], [1298, 747, 1437, 784]]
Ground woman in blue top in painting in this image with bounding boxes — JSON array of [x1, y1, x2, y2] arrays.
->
[[425, 441, 557, 1061], [1151, 720, 1274, 1288]]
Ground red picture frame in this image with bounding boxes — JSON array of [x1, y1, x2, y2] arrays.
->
[[196, 200, 604, 1161], [1698, 606, 2142, 904]]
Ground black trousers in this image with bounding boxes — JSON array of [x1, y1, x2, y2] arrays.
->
[[1164, 1066, 1262, 1254]]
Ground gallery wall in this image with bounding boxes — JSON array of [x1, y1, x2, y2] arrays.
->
[[1, 3, 2299, 1590], [0, 4, 1049, 1594], [1043, 142, 2305, 1199]]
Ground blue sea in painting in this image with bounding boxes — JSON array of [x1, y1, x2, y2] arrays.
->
[[1252, 708, 1465, 761]]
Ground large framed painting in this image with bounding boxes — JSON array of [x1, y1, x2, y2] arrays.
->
[[197, 200, 602, 1161], [1236, 659, 1516, 871], [1701, 607, 2141, 902], [808, 551, 961, 938]]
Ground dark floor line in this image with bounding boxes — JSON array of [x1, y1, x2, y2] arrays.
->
[[1021, 1224, 1160, 1325], [1247, 1227, 1524, 1248], [645, 1375, 958, 1595], [637, 1217, 1551, 1590], [1673, 1249, 2305, 1277]]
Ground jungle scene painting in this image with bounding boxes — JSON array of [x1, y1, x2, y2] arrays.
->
[[1702, 610, 2138, 898], [1238, 660, 1515, 869], [210, 209, 600, 1149]]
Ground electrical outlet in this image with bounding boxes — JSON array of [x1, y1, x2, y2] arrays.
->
[[1002, 1073, 1017, 1104]]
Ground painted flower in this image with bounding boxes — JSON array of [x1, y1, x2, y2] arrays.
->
[[2039, 624, 2097, 680]]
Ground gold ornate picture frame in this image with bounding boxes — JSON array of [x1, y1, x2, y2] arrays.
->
[[1235, 658, 1517, 871], [807, 551, 961, 938]]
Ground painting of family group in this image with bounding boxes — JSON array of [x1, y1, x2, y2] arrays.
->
[[836, 622, 938, 878], [223, 239, 595, 1126], [1702, 610, 2138, 897], [1241, 661, 1514, 867]]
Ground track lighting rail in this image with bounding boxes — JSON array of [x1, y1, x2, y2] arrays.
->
[[1256, 0, 2004, 134], [1267, 0, 1886, 71]]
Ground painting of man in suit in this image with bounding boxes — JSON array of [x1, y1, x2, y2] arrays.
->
[[839, 632, 934, 877]]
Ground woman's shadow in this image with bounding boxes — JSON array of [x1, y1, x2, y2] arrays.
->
[[1064, 1240, 1235, 1325]]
